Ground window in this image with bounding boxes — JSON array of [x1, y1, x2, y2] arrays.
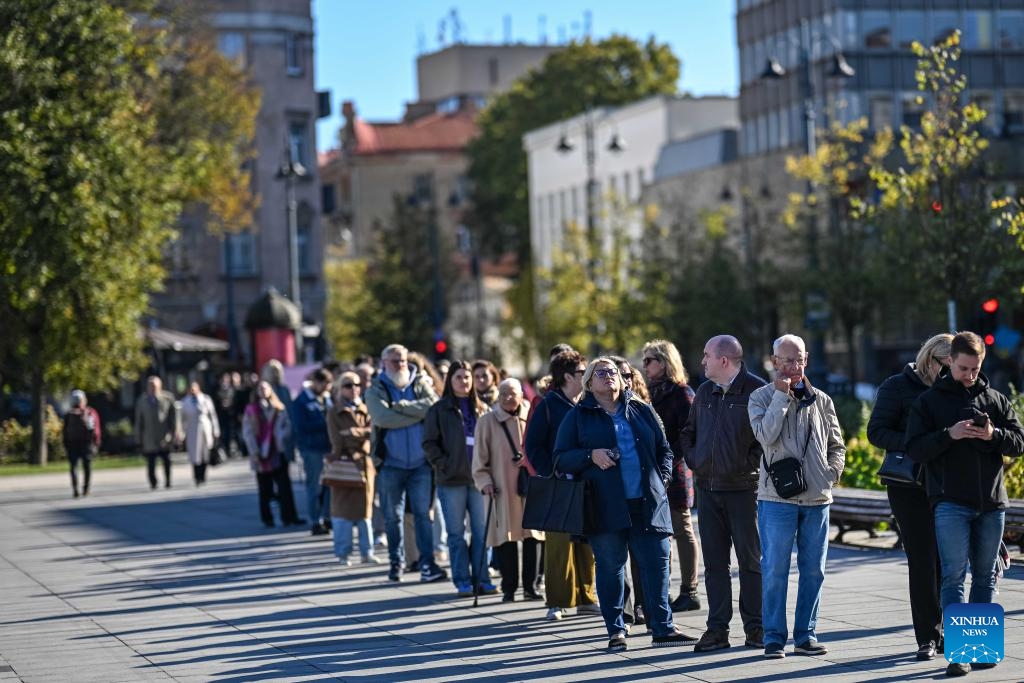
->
[[894, 11, 925, 49], [297, 201, 314, 276], [224, 231, 256, 276], [321, 184, 336, 215], [931, 11, 959, 46], [870, 95, 893, 130], [488, 58, 499, 86], [288, 119, 309, 167], [997, 11, 1024, 49], [1005, 92, 1024, 134], [623, 172, 631, 201], [970, 92, 996, 134], [837, 10, 858, 50], [964, 11, 993, 50], [901, 93, 926, 129], [217, 32, 246, 65], [863, 11, 891, 49], [767, 109, 780, 150], [412, 173, 432, 204], [756, 114, 767, 154], [285, 34, 303, 76]]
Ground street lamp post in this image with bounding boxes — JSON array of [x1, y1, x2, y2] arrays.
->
[[761, 19, 854, 389], [276, 143, 307, 353]]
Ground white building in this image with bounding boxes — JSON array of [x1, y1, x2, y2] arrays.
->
[[523, 94, 738, 270]]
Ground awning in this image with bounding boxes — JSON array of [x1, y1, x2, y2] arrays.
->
[[145, 327, 230, 352]]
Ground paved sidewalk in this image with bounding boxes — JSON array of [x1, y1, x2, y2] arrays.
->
[[0, 458, 1021, 682]]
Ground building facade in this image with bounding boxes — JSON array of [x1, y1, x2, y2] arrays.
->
[[151, 0, 325, 365]]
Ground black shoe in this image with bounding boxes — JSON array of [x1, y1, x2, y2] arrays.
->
[[794, 640, 828, 656], [917, 642, 937, 660], [523, 589, 543, 601], [670, 592, 701, 612], [971, 663, 996, 670], [945, 662, 970, 677], [651, 629, 698, 648], [607, 633, 628, 652], [633, 605, 646, 626], [322, 518, 333, 531], [744, 627, 764, 648], [502, 593, 515, 603], [420, 563, 447, 583], [73, 490, 80, 499], [310, 523, 330, 536], [764, 643, 785, 659], [694, 629, 731, 652], [406, 557, 422, 573], [82, 487, 89, 496], [388, 563, 403, 582], [165, 482, 172, 488]]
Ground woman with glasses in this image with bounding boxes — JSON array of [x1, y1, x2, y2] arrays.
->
[[867, 333, 953, 661], [642, 339, 701, 613], [325, 371, 378, 565], [555, 357, 698, 651], [423, 360, 498, 597], [523, 349, 600, 621]]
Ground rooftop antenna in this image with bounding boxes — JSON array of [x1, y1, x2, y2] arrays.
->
[[437, 17, 446, 47], [583, 10, 592, 39], [416, 23, 426, 54], [538, 15, 547, 44], [503, 15, 512, 44], [449, 7, 463, 44]]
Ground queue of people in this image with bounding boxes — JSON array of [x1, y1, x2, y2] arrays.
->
[[57, 328, 1021, 678]]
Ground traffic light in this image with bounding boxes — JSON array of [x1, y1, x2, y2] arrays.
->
[[433, 333, 450, 361], [979, 298, 999, 346]]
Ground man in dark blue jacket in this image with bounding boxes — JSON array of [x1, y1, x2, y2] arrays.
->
[[681, 335, 766, 652], [292, 368, 334, 536], [907, 331, 1024, 677]]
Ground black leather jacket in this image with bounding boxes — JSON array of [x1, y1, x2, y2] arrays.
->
[[680, 364, 766, 491]]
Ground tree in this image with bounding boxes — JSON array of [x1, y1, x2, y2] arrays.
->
[[0, 1, 258, 464], [323, 253, 376, 362]]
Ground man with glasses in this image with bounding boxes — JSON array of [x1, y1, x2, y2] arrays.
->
[[681, 335, 767, 652], [748, 334, 845, 660], [366, 344, 444, 583]]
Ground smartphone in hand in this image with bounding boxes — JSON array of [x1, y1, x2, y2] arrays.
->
[[972, 414, 989, 427]]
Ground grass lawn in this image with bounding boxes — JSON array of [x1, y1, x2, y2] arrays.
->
[[0, 455, 146, 476]]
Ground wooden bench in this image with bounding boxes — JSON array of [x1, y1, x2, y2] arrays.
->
[[1005, 499, 1024, 553], [830, 488, 897, 546]]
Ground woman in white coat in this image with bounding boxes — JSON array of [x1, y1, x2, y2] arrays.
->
[[182, 381, 220, 486]]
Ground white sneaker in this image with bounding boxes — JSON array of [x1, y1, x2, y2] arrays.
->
[[576, 603, 602, 616], [362, 554, 382, 565], [339, 556, 352, 567], [546, 607, 564, 621]]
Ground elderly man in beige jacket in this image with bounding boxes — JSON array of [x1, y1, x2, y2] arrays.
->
[[748, 334, 845, 661], [473, 378, 545, 603]]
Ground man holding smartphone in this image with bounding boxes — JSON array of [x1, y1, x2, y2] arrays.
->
[[907, 331, 1024, 677]]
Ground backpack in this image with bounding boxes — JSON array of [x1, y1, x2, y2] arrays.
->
[[64, 411, 93, 448]]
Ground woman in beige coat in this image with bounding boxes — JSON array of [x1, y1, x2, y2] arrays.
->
[[473, 378, 545, 602], [325, 372, 378, 565]]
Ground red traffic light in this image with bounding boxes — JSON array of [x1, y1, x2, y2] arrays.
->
[[931, 200, 942, 213], [434, 339, 448, 355], [984, 333, 995, 346], [982, 298, 999, 314]]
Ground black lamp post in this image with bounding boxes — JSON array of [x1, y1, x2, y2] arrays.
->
[[275, 143, 307, 357], [761, 19, 854, 388]]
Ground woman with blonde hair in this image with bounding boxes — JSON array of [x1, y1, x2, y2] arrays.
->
[[866, 333, 953, 661], [244, 380, 303, 528], [642, 339, 700, 612]]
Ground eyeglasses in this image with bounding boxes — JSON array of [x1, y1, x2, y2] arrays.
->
[[341, 383, 360, 389], [642, 357, 659, 365], [594, 368, 619, 379], [775, 356, 807, 368]]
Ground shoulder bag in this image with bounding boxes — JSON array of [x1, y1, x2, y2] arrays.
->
[[521, 409, 594, 535], [322, 457, 366, 488], [498, 417, 531, 497], [877, 450, 923, 487]]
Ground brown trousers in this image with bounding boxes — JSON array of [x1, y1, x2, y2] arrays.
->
[[543, 531, 598, 608]]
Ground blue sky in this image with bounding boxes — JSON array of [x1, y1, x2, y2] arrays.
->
[[312, 1, 737, 151]]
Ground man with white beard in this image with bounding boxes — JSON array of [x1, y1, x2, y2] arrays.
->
[[366, 344, 445, 583]]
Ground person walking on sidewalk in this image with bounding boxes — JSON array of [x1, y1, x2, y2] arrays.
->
[[748, 334, 845, 660], [681, 335, 766, 652], [181, 381, 220, 486], [135, 376, 178, 490], [292, 368, 334, 536], [641, 339, 701, 613], [523, 349, 600, 622], [366, 344, 446, 584], [867, 333, 952, 662], [906, 331, 1024, 678], [63, 390, 101, 498]]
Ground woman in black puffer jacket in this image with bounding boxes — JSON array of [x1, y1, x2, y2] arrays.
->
[[866, 333, 952, 662]]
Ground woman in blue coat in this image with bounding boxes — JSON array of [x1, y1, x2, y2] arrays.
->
[[554, 357, 699, 652]]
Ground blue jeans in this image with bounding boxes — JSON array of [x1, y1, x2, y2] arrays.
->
[[934, 501, 1004, 610], [300, 449, 329, 523], [332, 517, 371, 558], [378, 464, 435, 567], [588, 527, 675, 638], [437, 484, 487, 586], [758, 501, 829, 647]]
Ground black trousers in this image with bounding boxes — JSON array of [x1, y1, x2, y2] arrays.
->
[[145, 451, 171, 488], [257, 463, 300, 525], [697, 487, 762, 634], [494, 538, 542, 596], [887, 484, 942, 647], [193, 463, 208, 484], [68, 447, 92, 494]]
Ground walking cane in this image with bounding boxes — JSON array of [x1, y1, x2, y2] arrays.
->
[[474, 490, 496, 607]]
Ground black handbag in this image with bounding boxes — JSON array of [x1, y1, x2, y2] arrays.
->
[[521, 474, 592, 535], [497, 418, 530, 497], [878, 450, 923, 487], [763, 453, 806, 499]]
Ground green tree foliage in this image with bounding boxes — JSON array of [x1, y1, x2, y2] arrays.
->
[[466, 35, 680, 261], [323, 253, 376, 362], [0, 0, 258, 464]]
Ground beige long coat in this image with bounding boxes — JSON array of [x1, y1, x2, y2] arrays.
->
[[472, 403, 544, 547], [326, 401, 375, 521]]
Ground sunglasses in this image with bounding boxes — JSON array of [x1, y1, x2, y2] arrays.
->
[[341, 383, 361, 388], [642, 357, 659, 365], [594, 368, 619, 379], [621, 372, 633, 380], [574, 369, 586, 375]]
